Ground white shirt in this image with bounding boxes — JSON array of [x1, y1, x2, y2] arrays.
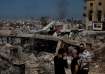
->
[[78, 50, 93, 69]]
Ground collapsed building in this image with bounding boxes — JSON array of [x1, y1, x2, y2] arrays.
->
[[0, 19, 105, 74], [0, 33, 105, 74], [0, 26, 81, 74], [0, 35, 57, 74]]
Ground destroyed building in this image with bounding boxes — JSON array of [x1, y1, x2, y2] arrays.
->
[[0, 18, 105, 74], [83, 0, 105, 30]]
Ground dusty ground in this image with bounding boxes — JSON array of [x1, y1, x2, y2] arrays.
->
[[66, 69, 105, 74]]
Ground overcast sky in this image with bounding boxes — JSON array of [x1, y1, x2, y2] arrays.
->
[[0, 0, 84, 19]]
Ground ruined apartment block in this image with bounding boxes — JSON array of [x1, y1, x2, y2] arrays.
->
[[83, 0, 105, 30]]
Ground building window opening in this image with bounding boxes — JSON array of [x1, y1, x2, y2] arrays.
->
[[99, 2, 102, 6], [90, 3, 93, 7], [88, 10, 93, 21], [84, 6, 87, 10], [97, 10, 102, 22], [89, 15, 92, 21], [83, 13, 86, 17], [90, 10, 93, 14]]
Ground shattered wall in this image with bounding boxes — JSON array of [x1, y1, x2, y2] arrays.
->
[[0, 38, 57, 74]]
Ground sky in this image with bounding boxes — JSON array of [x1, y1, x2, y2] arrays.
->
[[0, 0, 84, 19]]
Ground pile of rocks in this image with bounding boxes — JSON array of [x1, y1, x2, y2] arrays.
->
[[19, 51, 54, 74], [88, 41, 105, 74], [37, 52, 54, 74], [0, 43, 55, 74]]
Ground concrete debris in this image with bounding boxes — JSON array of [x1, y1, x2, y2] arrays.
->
[[0, 35, 105, 74], [37, 52, 54, 74], [0, 20, 105, 74], [37, 52, 54, 61], [25, 53, 39, 74], [0, 44, 13, 71], [0, 44, 55, 74]]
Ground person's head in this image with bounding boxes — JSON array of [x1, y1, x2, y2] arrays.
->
[[68, 46, 74, 55], [58, 48, 66, 57], [80, 43, 85, 52], [68, 46, 78, 57]]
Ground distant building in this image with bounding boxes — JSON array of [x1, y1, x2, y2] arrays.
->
[[83, 0, 105, 30]]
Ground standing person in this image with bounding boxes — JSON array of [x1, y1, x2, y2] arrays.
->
[[68, 46, 79, 74], [78, 43, 93, 74], [54, 48, 68, 74]]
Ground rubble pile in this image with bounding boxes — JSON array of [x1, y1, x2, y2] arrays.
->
[[0, 32, 105, 74], [36, 52, 54, 74], [88, 41, 105, 73], [0, 44, 13, 71], [22, 52, 54, 74], [0, 44, 55, 74]]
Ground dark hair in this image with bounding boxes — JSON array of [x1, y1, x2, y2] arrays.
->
[[80, 43, 85, 46], [58, 48, 65, 55]]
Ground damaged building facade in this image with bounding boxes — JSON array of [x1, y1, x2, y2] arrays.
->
[[83, 0, 105, 30]]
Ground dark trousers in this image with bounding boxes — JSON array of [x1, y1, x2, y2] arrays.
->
[[78, 69, 88, 74]]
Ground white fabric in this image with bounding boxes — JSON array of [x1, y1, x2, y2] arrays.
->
[[78, 50, 93, 69]]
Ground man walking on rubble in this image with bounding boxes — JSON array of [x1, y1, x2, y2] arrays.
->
[[54, 48, 68, 74], [78, 43, 93, 74]]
